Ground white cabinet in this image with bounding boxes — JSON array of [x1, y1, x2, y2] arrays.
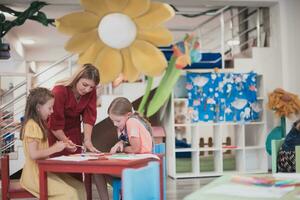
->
[[165, 72, 267, 178]]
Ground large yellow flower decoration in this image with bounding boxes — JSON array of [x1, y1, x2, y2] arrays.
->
[[56, 0, 175, 83]]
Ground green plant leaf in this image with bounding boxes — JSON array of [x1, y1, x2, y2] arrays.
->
[[146, 55, 181, 117]]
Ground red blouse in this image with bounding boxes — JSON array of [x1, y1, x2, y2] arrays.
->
[[48, 85, 97, 156]]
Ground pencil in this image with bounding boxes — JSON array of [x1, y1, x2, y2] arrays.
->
[[74, 144, 84, 149]]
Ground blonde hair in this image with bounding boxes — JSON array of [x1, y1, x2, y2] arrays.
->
[[20, 87, 54, 141], [56, 63, 100, 87], [108, 97, 132, 116], [108, 97, 152, 134]]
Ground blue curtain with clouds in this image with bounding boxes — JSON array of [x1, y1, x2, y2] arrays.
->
[[186, 72, 261, 122]]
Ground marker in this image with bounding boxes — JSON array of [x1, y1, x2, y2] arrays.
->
[[275, 179, 295, 186]]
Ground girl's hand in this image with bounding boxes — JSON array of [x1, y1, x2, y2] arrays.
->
[[53, 141, 67, 153], [65, 139, 77, 152], [110, 141, 124, 154], [84, 140, 100, 153]]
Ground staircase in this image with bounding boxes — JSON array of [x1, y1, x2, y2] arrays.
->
[[0, 5, 271, 176]]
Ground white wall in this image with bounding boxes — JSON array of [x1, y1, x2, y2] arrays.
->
[[34, 59, 78, 89], [277, 0, 300, 130]]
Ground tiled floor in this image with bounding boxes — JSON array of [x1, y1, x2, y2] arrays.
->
[[3, 176, 214, 200]]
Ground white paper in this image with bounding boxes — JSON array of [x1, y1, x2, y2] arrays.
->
[[203, 183, 294, 199], [73, 152, 105, 157], [48, 155, 98, 162], [106, 153, 160, 160]]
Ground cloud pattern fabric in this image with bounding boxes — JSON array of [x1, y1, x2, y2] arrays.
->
[[186, 72, 261, 122]]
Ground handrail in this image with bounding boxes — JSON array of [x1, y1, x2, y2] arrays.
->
[[33, 54, 73, 78], [233, 24, 261, 39], [194, 6, 230, 31], [238, 36, 257, 49], [223, 7, 248, 24], [1, 126, 21, 142], [0, 92, 26, 111], [35, 64, 70, 87], [0, 120, 21, 131], [201, 8, 256, 40], [238, 10, 257, 26], [0, 139, 17, 152], [200, 23, 222, 37], [0, 80, 26, 98]]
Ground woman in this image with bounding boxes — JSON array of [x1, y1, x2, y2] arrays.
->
[[48, 63, 100, 156]]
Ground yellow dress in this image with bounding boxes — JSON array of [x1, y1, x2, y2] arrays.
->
[[20, 119, 86, 200]]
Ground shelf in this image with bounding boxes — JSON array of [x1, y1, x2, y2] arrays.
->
[[245, 146, 265, 150], [174, 98, 188, 101], [243, 170, 268, 174], [243, 121, 265, 125], [168, 72, 267, 178], [245, 124, 265, 147], [245, 149, 267, 172], [175, 148, 198, 152], [175, 121, 264, 127], [222, 170, 243, 175], [222, 146, 243, 150], [175, 172, 222, 179], [198, 147, 220, 151]]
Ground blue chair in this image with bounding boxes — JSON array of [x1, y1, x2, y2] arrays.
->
[[122, 161, 160, 200], [112, 143, 166, 200]]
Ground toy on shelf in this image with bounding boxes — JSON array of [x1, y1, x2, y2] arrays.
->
[[265, 88, 300, 155]]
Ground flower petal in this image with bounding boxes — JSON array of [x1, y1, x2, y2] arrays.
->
[[65, 29, 98, 54], [105, 0, 128, 12], [137, 26, 174, 46], [129, 40, 167, 76], [95, 47, 123, 83], [122, 0, 150, 18], [56, 11, 100, 35], [80, 0, 109, 17], [121, 49, 140, 82], [134, 2, 175, 29], [78, 39, 105, 65]]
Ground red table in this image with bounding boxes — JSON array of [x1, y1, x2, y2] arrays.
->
[[37, 155, 163, 200]]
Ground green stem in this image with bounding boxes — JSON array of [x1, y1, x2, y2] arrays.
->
[[281, 116, 286, 138], [137, 76, 153, 116]]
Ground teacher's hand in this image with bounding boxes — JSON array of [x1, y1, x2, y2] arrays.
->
[[84, 140, 100, 153]]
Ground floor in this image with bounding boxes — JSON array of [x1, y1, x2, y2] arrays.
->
[[1, 176, 215, 200]]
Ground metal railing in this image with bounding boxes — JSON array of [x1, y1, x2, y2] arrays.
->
[[0, 54, 76, 154], [197, 7, 267, 67]]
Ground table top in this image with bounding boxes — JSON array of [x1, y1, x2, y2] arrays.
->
[[37, 154, 162, 176], [184, 174, 300, 200]]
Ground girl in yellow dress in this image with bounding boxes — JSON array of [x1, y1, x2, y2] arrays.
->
[[20, 87, 86, 200]]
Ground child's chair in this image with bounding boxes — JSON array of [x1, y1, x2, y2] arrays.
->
[[112, 143, 166, 200], [122, 161, 160, 200], [271, 138, 300, 173], [1, 154, 36, 200]]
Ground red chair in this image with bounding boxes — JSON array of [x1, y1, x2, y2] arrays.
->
[[1, 154, 36, 200]]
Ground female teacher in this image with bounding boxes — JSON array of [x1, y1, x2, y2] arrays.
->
[[48, 63, 100, 155]]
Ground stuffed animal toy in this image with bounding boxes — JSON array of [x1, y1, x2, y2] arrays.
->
[[268, 88, 300, 117]]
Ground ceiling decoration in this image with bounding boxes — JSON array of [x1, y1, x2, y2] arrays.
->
[[56, 0, 175, 83]]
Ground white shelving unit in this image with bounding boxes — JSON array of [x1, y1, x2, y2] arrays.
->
[[164, 73, 268, 179]]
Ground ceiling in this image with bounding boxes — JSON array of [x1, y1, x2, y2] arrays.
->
[[1, 0, 276, 61]]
